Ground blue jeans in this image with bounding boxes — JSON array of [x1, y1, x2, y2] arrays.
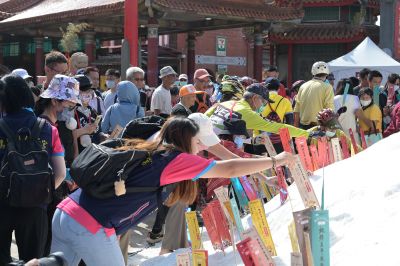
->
[[50, 209, 125, 266]]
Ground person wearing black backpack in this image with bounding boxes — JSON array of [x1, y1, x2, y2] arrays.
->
[[258, 77, 294, 154], [51, 116, 296, 266], [0, 75, 66, 265]]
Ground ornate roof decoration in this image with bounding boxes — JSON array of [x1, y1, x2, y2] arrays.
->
[[268, 23, 379, 44]]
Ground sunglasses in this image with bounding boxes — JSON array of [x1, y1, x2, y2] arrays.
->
[[179, 79, 188, 82]]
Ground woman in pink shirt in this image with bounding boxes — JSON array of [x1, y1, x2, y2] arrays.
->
[[51, 115, 296, 266]]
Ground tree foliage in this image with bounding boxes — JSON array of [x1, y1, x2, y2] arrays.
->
[[59, 23, 90, 54]]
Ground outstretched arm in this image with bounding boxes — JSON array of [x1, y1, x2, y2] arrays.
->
[[201, 151, 296, 179], [244, 110, 308, 137], [206, 143, 240, 160]]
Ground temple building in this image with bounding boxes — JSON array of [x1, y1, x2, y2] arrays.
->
[[266, 0, 380, 87], [0, 0, 303, 86]]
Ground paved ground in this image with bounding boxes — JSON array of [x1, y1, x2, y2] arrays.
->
[[126, 211, 163, 266]]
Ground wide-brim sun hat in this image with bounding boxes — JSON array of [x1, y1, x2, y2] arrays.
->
[[40, 74, 82, 105], [159, 66, 178, 78]]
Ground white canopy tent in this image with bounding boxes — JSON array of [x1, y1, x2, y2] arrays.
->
[[328, 37, 400, 87]]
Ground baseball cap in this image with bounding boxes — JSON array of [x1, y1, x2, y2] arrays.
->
[[178, 74, 188, 81], [188, 113, 220, 147], [179, 84, 202, 97], [264, 77, 281, 90], [40, 74, 81, 105], [159, 66, 178, 78], [194, 69, 212, 80], [11, 68, 32, 80], [246, 83, 274, 103]]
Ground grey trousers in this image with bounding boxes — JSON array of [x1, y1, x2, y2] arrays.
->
[[161, 201, 189, 250]]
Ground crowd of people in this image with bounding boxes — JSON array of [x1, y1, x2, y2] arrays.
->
[[0, 50, 399, 266]]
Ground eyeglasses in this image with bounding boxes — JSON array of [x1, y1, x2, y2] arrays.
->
[[134, 78, 145, 82]]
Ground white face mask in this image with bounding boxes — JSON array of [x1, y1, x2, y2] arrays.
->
[[269, 91, 278, 95], [360, 99, 372, 107], [325, 130, 336, 138], [106, 80, 116, 89], [57, 106, 77, 130], [234, 136, 245, 149]]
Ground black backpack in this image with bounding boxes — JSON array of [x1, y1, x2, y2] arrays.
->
[[265, 97, 284, 123], [0, 118, 54, 207], [70, 139, 159, 199], [264, 97, 284, 144], [122, 115, 165, 140]]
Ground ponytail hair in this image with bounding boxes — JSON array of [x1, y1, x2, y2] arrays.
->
[[119, 117, 200, 205]]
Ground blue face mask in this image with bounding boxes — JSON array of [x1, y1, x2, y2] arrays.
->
[[325, 130, 336, 138], [234, 136, 244, 149], [106, 80, 116, 89], [174, 81, 187, 87]]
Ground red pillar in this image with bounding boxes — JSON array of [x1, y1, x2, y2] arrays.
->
[[34, 37, 44, 76], [84, 31, 96, 64], [253, 32, 263, 82], [187, 32, 196, 83], [287, 44, 293, 89], [124, 0, 138, 66], [147, 20, 159, 87], [269, 44, 275, 66]]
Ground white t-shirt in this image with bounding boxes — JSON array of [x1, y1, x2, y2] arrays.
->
[[334, 94, 361, 144], [151, 85, 172, 115]]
